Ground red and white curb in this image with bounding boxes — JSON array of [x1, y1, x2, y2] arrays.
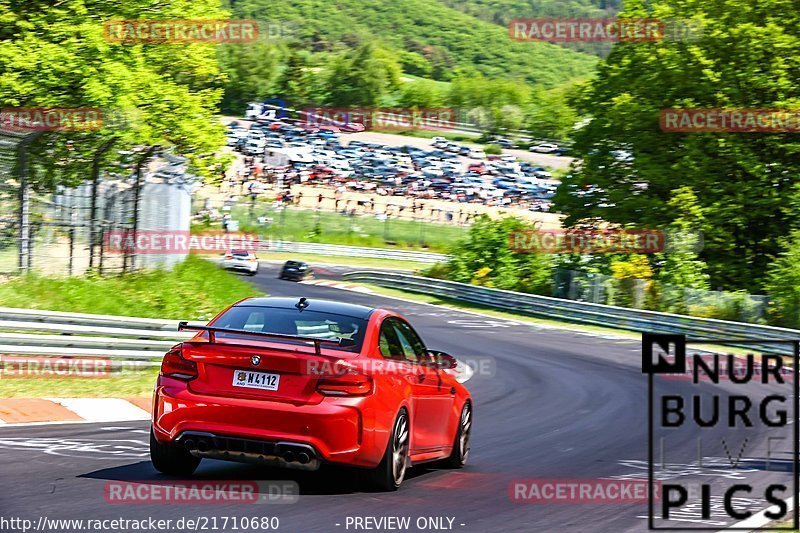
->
[[299, 279, 374, 294], [0, 397, 150, 425]]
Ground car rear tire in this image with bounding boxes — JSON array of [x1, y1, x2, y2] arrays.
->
[[150, 429, 201, 476], [442, 401, 471, 468], [367, 408, 409, 491]]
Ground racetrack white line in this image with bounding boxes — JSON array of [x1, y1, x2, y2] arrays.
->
[[48, 398, 150, 422], [717, 494, 795, 531]]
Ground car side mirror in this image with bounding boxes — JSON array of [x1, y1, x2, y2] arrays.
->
[[428, 350, 457, 370]]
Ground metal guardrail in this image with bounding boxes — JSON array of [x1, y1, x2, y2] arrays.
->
[[0, 307, 198, 364], [260, 241, 447, 264], [0, 307, 368, 365], [342, 271, 800, 354]]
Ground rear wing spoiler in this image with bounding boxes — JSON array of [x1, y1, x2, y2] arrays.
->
[[177, 321, 350, 356]]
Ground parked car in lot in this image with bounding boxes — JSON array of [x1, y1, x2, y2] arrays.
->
[[278, 260, 313, 281], [494, 138, 514, 149], [150, 297, 473, 491], [221, 249, 259, 276], [468, 162, 487, 174], [553, 146, 571, 156], [243, 137, 266, 156], [529, 143, 559, 153]]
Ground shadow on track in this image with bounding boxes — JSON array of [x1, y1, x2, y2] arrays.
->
[[80, 459, 441, 496]]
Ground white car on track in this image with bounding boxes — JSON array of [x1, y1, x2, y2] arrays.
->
[[221, 249, 259, 276]]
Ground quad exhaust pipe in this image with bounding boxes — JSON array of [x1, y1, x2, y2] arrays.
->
[[177, 432, 320, 471]]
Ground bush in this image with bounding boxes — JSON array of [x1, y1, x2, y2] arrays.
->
[[764, 230, 800, 328], [422, 215, 552, 295], [484, 143, 502, 155]]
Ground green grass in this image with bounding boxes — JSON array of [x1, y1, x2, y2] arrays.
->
[[196, 207, 467, 253], [0, 255, 262, 321], [256, 251, 430, 271], [0, 368, 159, 398]]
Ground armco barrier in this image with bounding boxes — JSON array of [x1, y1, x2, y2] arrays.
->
[[342, 271, 800, 354], [0, 307, 198, 364], [260, 241, 447, 264]]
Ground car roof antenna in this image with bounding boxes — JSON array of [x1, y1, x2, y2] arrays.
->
[[295, 297, 309, 311]]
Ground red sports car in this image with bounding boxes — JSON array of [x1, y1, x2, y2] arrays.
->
[[150, 297, 472, 490]]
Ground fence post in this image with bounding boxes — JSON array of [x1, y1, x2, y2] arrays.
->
[[16, 132, 42, 274], [89, 138, 117, 270], [68, 204, 76, 276], [126, 145, 158, 272]]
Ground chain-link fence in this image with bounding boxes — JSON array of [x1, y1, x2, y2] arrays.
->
[[552, 268, 769, 323], [0, 126, 195, 277]]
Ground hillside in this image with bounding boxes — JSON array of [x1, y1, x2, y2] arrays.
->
[[228, 0, 599, 87]]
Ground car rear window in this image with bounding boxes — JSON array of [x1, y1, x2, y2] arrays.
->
[[210, 305, 367, 352]]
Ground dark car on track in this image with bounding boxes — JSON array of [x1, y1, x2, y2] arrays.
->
[[279, 260, 313, 281]]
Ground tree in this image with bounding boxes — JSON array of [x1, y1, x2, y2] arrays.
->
[[525, 85, 579, 140], [324, 42, 401, 106], [557, 0, 800, 292], [427, 216, 553, 295], [765, 231, 800, 328], [219, 41, 282, 113], [270, 49, 314, 107], [653, 187, 709, 290], [0, 0, 229, 182], [398, 80, 445, 108]]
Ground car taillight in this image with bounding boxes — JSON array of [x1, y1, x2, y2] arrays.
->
[[316, 372, 372, 396], [160, 347, 197, 381]]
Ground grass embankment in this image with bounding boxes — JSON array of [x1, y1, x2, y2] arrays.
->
[[0, 255, 261, 320], [0, 256, 263, 398], [0, 368, 160, 398], [195, 207, 468, 253], [255, 252, 429, 271]]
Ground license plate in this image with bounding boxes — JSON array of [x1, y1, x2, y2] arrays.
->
[[232, 370, 280, 391]]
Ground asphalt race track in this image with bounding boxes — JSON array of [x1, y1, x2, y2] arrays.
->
[[0, 263, 794, 532]]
